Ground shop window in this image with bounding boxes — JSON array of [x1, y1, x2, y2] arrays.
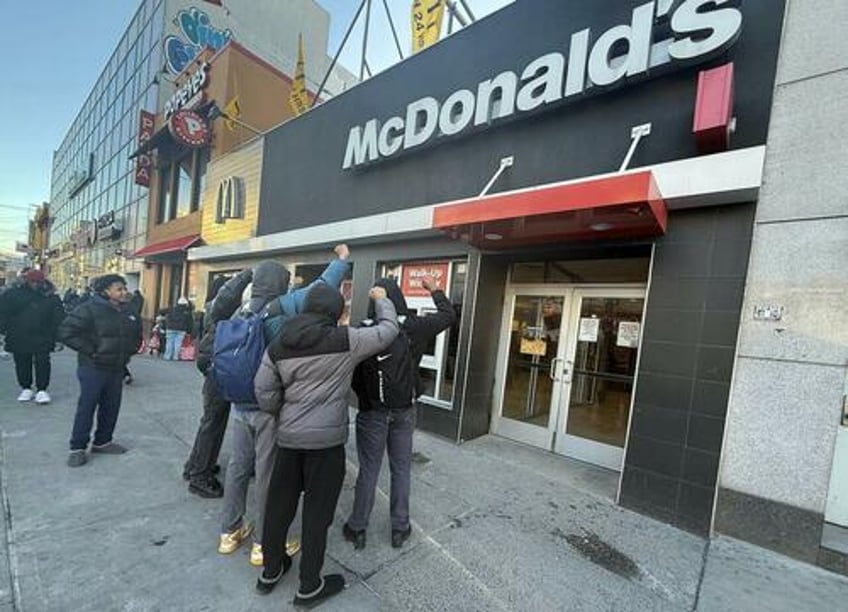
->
[[175, 154, 193, 218], [379, 259, 466, 408], [510, 256, 651, 284], [157, 149, 209, 224]]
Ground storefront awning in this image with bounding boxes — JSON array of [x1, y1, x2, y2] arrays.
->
[[432, 171, 667, 248], [129, 124, 174, 159], [131, 234, 201, 259]]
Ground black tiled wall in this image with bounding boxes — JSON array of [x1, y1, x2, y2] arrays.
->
[[619, 203, 755, 535]]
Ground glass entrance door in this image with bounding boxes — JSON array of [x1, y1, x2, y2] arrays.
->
[[493, 290, 570, 449], [553, 290, 645, 470], [494, 286, 645, 471]]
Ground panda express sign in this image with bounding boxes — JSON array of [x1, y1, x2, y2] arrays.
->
[[343, 0, 744, 170]]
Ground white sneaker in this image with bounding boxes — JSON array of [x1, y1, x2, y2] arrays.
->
[[34, 391, 51, 404], [17, 389, 34, 402]]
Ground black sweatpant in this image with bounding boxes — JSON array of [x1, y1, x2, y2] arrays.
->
[[13, 352, 50, 391], [183, 376, 230, 480], [262, 444, 345, 593]]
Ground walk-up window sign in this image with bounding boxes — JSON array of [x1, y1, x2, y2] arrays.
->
[[343, 0, 743, 169]]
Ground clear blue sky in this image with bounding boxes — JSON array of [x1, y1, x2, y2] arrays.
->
[[0, 0, 510, 254]]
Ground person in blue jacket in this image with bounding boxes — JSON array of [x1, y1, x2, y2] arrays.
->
[[217, 244, 351, 568]]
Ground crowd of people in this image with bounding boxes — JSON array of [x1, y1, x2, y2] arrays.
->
[[0, 243, 457, 608]]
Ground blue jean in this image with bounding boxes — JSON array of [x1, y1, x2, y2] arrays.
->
[[69, 365, 124, 451], [347, 407, 415, 532], [164, 330, 185, 360]]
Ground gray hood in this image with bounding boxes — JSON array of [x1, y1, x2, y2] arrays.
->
[[248, 261, 290, 313]]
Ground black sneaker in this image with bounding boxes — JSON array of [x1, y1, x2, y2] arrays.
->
[[188, 476, 223, 499], [293, 574, 345, 608], [391, 526, 412, 549], [256, 554, 292, 595], [342, 523, 366, 550]]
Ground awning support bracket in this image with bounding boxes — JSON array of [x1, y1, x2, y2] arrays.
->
[[619, 123, 652, 172], [479, 156, 514, 197]]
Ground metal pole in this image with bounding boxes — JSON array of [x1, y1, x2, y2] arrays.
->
[[456, 0, 476, 21], [447, 7, 455, 35], [360, 0, 373, 81], [381, 0, 404, 60], [312, 0, 369, 107], [444, 0, 469, 28]]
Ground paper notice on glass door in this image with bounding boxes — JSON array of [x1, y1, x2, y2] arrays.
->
[[578, 317, 600, 342], [617, 321, 641, 348]]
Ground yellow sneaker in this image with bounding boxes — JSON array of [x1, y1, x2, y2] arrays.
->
[[285, 538, 301, 557], [218, 523, 254, 554], [250, 542, 263, 567], [250, 539, 302, 566]]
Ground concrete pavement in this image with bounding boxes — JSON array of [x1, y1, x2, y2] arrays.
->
[[0, 352, 845, 611]]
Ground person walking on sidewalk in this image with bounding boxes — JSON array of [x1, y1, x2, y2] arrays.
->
[[343, 276, 457, 550], [163, 297, 193, 360], [0, 269, 65, 405], [58, 274, 141, 468], [183, 270, 252, 498], [123, 289, 145, 384], [253, 284, 398, 606], [217, 245, 351, 569]]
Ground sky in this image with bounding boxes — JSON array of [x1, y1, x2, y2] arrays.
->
[[0, 0, 512, 255]]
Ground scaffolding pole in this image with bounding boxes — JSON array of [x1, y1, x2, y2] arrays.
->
[[312, 0, 369, 107]]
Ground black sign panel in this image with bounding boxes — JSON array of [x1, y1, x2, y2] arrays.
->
[[259, 0, 785, 236]]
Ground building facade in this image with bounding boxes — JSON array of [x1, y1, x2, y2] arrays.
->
[[185, 0, 848, 575], [48, 0, 354, 294]]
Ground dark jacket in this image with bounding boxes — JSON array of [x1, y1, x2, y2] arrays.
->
[[255, 285, 398, 450], [128, 291, 144, 316], [196, 269, 253, 375], [371, 279, 457, 398], [0, 282, 65, 354], [58, 295, 142, 370], [165, 304, 193, 332]]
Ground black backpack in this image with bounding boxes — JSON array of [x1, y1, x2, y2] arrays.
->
[[353, 325, 416, 411]]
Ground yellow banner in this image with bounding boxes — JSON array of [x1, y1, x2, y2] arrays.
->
[[289, 34, 309, 116], [411, 0, 446, 54], [223, 95, 241, 131]]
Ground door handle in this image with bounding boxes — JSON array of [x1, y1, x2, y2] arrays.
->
[[550, 357, 563, 381]]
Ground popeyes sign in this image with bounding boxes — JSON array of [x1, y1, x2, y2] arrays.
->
[[169, 109, 210, 148], [401, 262, 448, 297], [135, 110, 155, 187]]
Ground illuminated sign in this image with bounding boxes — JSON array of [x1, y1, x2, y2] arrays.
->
[[343, 0, 743, 170]]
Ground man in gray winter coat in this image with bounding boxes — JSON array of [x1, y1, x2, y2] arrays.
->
[[253, 284, 397, 607]]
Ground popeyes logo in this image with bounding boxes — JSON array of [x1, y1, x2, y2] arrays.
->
[[169, 109, 209, 148], [401, 262, 448, 297]]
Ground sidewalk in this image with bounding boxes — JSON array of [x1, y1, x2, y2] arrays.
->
[[0, 353, 845, 611]]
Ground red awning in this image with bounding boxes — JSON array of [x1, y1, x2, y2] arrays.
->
[[432, 171, 667, 248], [131, 234, 201, 258]]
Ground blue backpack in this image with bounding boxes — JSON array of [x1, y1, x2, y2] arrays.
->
[[211, 310, 267, 404]]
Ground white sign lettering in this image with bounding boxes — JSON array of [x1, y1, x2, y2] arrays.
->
[[342, 0, 743, 169], [164, 62, 209, 119]]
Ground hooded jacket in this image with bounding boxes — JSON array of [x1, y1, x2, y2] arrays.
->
[[231, 258, 349, 412], [196, 269, 253, 375], [0, 281, 65, 354], [370, 278, 457, 398], [165, 303, 193, 332], [58, 295, 142, 369], [254, 285, 398, 450]]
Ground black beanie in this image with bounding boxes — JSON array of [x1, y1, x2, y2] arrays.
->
[[304, 284, 344, 321]]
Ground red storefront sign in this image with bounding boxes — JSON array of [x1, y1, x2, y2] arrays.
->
[[135, 110, 155, 186], [169, 109, 210, 148], [401, 262, 449, 297]]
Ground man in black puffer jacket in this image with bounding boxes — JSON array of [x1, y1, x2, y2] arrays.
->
[[59, 274, 141, 468], [182, 269, 253, 497], [0, 269, 65, 405]]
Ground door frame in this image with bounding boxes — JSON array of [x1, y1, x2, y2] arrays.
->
[[492, 283, 647, 471]]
